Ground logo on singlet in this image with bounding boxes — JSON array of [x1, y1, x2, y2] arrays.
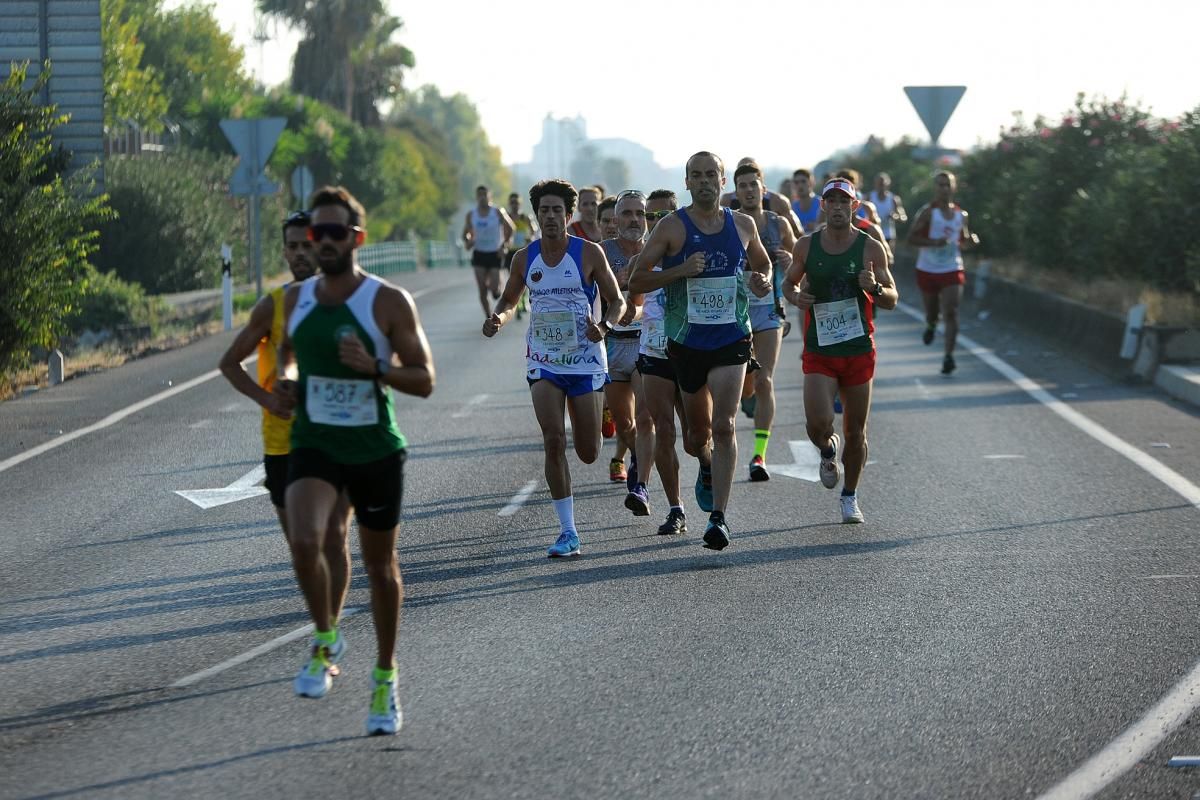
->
[[705, 252, 729, 273], [531, 269, 544, 283]]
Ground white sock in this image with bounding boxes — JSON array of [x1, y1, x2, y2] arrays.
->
[[553, 496, 575, 533]]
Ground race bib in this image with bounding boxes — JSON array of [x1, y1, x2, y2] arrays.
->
[[531, 310, 579, 356], [641, 318, 668, 356], [813, 297, 866, 347], [686, 277, 737, 325], [307, 375, 379, 427]]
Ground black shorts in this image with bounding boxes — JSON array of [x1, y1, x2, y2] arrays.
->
[[666, 337, 752, 394], [471, 250, 503, 269], [264, 454, 290, 508], [636, 353, 677, 382], [287, 448, 407, 530]]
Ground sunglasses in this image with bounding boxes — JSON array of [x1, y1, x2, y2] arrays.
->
[[645, 211, 671, 221], [616, 189, 646, 201], [307, 223, 363, 242]]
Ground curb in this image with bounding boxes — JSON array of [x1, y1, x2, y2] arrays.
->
[[1154, 365, 1200, 409]]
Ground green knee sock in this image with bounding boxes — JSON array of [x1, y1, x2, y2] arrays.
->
[[754, 429, 770, 460]]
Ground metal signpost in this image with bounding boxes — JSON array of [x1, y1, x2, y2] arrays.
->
[[904, 85, 967, 160], [220, 118, 287, 299], [291, 166, 315, 208]]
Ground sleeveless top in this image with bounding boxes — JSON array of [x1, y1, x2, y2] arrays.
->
[[601, 239, 642, 336], [511, 215, 534, 248], [661, 208, 751, 350], [747, 210, 785, 307], [567, 220, 600, 242], [870, 190, 898, 240], [256, 284, 292, 456], [915, 206, 965, 274], [287, 275, 406, 463], [524, 236, 607, 376], [471, 206, 503, 252], [792, 195, 822, 233], [802, 230, 875, 357]]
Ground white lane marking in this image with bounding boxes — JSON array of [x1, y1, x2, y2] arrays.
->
[[773, 440, 822, 482], [170, 607, 364, 688], [1140, 575, 1199, 580], [452, 393, 490, 419], [498, 480, 539, 517], [219, 402, 244, 413], [188, 419, 214, 430], [174, 465, 270, 509], [1037, 663, 1200, 799], [914, 378, 940, 402], [894, 302, 1200, 800], [0, 366, 242, 475], [984, 454, 1026, 460]]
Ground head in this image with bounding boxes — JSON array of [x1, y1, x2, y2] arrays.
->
[[820, 177, 859, 230], [529, 178, 578, 240], [307, 185, 366, 276], [645, 189, 677, 232], [598, 195, 619, 239], [778, 178, 794, 199], [281, 210, 315, 281], [792, 168, 813, 197], [733, 162, 765, 212], [933, 170, 957, 203], [685, 151, 725, 208], [614, 189, 647, 242], [507, 192, 522, 216], [835, 168, 862, 193], [874, 172, 891, 194], [577, 187, 600, 223], [475, 185, 491, 209]]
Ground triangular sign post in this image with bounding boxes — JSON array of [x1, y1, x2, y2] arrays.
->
[[903, 86, 966, 147], [220, 118, 287, 299]]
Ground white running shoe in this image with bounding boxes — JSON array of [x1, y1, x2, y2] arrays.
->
[[326, 630, 346, 664], [819, 434, 841, 489], [293, 645, 335, 698], [366, 678, 402, 736], [840, 494, 865, 524]]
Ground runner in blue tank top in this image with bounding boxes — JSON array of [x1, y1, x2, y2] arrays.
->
[[628, 152, 773, 552]]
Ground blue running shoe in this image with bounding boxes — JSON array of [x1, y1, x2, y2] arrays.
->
[[547, 530, 581, 558], [624, 483, 650, 516], [626, 452, 639, 493], [833, 393, 842, 414], [366, 677, 402, 736], [695, 465, 714, 512]]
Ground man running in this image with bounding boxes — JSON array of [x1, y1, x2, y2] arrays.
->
[[483, 178, 625, 558], [626, 190, 689, 535], [280, 186, 435, 736], [506, 192, 538, 320], [783, 177, 897, 524], [868, 172, 906, 248], [627, 152, 772, 550], [731, 162, 796, 482], [906, 170, 980, 375], [720, 157, 803, 237], [463, 185, 515, 319], [791, 169, 822, 234], [218, 211, 353, 621], [568, 185, 603, 242], [598, 194, 620, 241]]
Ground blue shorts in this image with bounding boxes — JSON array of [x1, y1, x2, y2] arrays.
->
[[749, 303, 782, 333], [527, 369, 608, 397]]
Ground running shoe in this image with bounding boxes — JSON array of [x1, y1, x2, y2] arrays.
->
[[749, 455, 770, 482], [293, 645, 335, 698], [922, 324, 936, 345], [624, 483, 650, 516], [326, 629, 346, 664], [740, 394, 757, 419], [602, 407, 616, 438], [819, 434, 841, 490], [627, 453, 639, 493], [657, 508, 687, 536], [366, 677, 402, 736], [695, 464, 714, 512], [609, 458, 627, 483], [547, 530, 581, 558], [840, 494, 865, 524], [702, 512, 730, 551], [781, 318, 792, 338], [941, 355, 956, 375], [833, 394, 842, 414]]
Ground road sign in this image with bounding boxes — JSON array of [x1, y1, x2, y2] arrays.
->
[[903, 86, 966, 146], [219, 117, 287, 299], [229, 173, 279, 198], [291, 166, 314, 205]]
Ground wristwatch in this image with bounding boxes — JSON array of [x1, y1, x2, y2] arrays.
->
[[871, 282, 884, 297], [600, 320, 612, 334], [375, 358, 391, 378]]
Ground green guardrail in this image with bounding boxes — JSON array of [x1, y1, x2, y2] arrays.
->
[[359, 240, 468, 275]]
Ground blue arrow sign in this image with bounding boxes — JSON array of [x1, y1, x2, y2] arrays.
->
[[903, 86, 966, 146]]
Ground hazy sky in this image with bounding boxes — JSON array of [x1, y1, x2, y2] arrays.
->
[[177, 0, 1199, 171]]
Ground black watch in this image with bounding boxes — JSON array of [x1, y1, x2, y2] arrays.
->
[[871, 282, 884, 297], [375, 358, 390, 378]]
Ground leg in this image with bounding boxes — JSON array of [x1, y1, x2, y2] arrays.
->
[[358, 524, 401, 670], [486, 265, 502, 301], [530, 381, 571, 498], [473, 266, 491, 317], [921, 289, 940, 329], [680, 385, 713, 463], [285, 478, 340, 633], [940, 283, 964, 357], [605, 380, 637, 465], [705, 363, 747, 513], [752, 328, 782, 441], [567, 389, 604, 464], [839, 380, 873, 492], [803, 372, 840, 453], [644, 374, 682, 505], [324, 492, 353, 623]]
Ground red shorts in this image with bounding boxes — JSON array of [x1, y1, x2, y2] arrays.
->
[[802, 350, 876, 388], [916, 269, 965, 294]]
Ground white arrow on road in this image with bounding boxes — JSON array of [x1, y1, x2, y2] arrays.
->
[[175, 465, 269, 509], [772, 440, 823, 482]]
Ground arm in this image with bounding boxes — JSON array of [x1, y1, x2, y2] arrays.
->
[[771, 192, 803, 238], [482, 248, 529, 337], [334, 285, 435, 397], [893, 194, 907, 224], [462, 211, 475, 250], [857, 237, 899, 311], [959, 210, 981, 250], [626, 216, 704, 292], [906, 206, 942, 247], [218, 294, 290, 417], [735, 213, 772, 298], [528, 214, 541, 239], [584, 241, 626, 341], [498, 208, 516, 250], [782, 235, 815, 311]]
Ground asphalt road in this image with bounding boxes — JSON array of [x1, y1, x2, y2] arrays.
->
[[1, 266, 1198, 800]]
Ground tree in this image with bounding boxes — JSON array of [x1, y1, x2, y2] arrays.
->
[[0, 64, 112, 373], [101, 0, 168, 131], [396, 86, 510, 201]]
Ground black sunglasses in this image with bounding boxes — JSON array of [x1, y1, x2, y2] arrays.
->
[[307, 223, 362, 242], [645, 211, 671, 220]]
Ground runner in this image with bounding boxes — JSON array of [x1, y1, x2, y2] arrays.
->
[[627, 152, 773, 550], [599, 190, 648, 507], [279, 186, 435, 736], [483, 178, 626, 557], [218, 210, 353, 621], [720, 157, 803, 237], [783, 177, 897, 524], [598, 194, 620, 240], [506, 192, 539, 319], [463, 185, 515, 319], [791, 169, 822, 234], [906, 170, 980, 375], [597, 193, 621, 445], [731, 162, 796, 482], [869, 172, 907, 247], [567, 185, 603, 242], [626, 189, 689, 534]]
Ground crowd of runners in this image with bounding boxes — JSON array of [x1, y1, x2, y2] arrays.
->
[[218, 154, 979, 737]]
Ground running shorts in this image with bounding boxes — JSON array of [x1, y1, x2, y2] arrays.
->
[[527, 369, 608, 397], [636, 354, 676, 382], [471, 250, 503, 269], [916, 268, 965, 294], [264, 453, 290, 508], [667, 337, 752, 395], [749, 304, 782, 333], [605, 335, 639, 382], [801, 350, 876, 388], [287, 448, 406, 530]]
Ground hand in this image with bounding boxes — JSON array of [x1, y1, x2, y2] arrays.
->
[[858, 260, 879, 291], [789, 274, 815, 311], [482, 313, 502, 338], [748, 271, 771, 298], [618, 305, 637, 327], [585, 321, 607, 343], [269, 379, 297, 419], [681, 252, 707, 278], [337, 333, 377, 375], [773, 249, 793, 273]]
